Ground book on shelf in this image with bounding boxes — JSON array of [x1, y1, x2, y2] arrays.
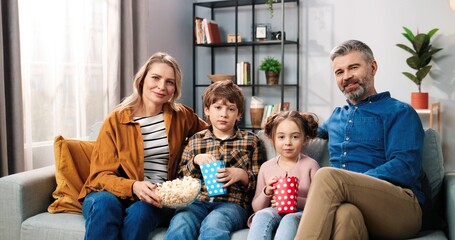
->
[[196, 18, 221, 44], [260, 102, 290, 128], [206, 20, 221, 44], [236, 61, 251, 85], [194, 17, 204, 44]]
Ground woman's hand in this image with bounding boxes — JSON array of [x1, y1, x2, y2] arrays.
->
[[132, 181, 163, 208], [217, 167, 248, 187]]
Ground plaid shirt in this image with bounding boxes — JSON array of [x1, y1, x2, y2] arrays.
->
[[178, 126, 266, 210]]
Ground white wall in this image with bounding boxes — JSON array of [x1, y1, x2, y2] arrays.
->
[[303, 0, 455, 171], [146, 0, 194, 106]]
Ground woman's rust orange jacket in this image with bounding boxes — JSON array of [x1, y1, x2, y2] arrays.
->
[[78, 103, 208, 201]]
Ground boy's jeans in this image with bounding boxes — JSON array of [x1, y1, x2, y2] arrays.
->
[[247, 207, 302, 240], [165, 199, 247, 240], [82, 191, 172, 240]]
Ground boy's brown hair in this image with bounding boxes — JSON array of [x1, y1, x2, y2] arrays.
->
[[202, 80, 245, 115]]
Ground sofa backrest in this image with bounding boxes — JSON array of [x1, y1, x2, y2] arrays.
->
[[256, 130, 329, 167], [422, 128, 445, 198], [257, 128, 444, 199]]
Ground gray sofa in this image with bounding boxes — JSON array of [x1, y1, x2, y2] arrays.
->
[[0, 128, 453, 240]]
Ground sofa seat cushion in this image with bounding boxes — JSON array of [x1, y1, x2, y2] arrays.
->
[[21, 212, 85, 240], [231, 228, 249, 239], [48, 136, 95, 214], [408, 230, 448, 239], [20, 214, 171, 240]]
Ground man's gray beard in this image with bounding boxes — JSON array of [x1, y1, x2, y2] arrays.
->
[[344, 80, 372, 102], [344, 86, 365, 101], [343, 74, 372, 102]]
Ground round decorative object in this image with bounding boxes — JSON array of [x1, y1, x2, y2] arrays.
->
[[207, 74, 235, 83]]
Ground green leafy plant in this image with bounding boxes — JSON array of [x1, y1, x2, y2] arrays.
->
[[396, 27, 442, 92], [266, 0, 278, 18], [259, 56, 282, 73]]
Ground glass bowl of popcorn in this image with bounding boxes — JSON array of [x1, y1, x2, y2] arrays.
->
[[155, 176, 201, 208]]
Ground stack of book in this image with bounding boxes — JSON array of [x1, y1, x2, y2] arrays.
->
[[260, 102, 290, 128], [194, 17, 221, 44], [236, 61, 251, 85]]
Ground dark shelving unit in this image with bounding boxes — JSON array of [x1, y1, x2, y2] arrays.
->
[[192, 0, 300, 129]]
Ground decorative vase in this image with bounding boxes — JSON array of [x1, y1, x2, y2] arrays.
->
[[411, 92, 429, 109], [265, 71, 279, 85], [250, 96, 264, 129]]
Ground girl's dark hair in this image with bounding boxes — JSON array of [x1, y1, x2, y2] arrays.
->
[[264, 110, 319, 144]]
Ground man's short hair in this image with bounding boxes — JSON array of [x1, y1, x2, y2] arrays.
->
[[330, 39, 375, 63]]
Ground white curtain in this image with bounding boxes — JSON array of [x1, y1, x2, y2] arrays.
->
[[18, 0, 120, 170]]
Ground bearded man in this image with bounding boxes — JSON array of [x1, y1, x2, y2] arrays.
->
[[294, 40, 426, 240]]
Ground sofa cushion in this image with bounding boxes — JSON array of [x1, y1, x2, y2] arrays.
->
[[48, 135, 95, 214], [420, 128, 446, 232], [303, 138, 329, 167], [21, 212, 85, 240], [422, 128, 444, 198]]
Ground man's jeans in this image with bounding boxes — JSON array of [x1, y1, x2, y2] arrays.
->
[[247, 207, 302, 240], [165, 199, 247, 240], [82, 191, 172, 240]]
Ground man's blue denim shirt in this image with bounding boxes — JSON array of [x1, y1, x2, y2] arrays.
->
[[319, 91, 425, 204]]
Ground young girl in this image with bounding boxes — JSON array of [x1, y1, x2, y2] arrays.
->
[[247, 110, 320, 240]]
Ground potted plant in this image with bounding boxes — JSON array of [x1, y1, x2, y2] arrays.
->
[[259, 56, 282, 85], [396, 26, 442, 109], [266, 0, 278, 18]]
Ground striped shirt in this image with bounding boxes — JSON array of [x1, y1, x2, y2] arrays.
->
[[178, 126, 266, 210], [134, 113, 169, 184]]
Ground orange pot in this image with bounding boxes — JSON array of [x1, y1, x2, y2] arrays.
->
[[411, 92, 429, 109]]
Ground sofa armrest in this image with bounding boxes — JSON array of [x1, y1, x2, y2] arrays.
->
[[446, 171, 455, 240], [0, 165, 56, 240]]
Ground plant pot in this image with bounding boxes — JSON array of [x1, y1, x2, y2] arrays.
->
[[265, 71, 279, 85], [411, 92, 429, 109]]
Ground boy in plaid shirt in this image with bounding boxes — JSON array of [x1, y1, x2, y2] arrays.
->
[[165, 80, 265, 240]]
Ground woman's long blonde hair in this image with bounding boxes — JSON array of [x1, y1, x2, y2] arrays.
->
[[116, 52, 183, 113]]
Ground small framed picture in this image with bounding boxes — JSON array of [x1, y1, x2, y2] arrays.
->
[[255, 24, 268, 40]]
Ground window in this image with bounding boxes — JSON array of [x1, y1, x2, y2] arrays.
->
[[18, 0, 120, 169]]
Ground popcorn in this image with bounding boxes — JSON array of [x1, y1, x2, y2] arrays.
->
[[155, 176, 200, 208]]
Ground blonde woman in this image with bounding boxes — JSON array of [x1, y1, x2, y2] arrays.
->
[[79, 52, 208, 240]]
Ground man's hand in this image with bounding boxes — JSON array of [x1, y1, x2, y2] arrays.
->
[[132, 181, 163, 208]]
